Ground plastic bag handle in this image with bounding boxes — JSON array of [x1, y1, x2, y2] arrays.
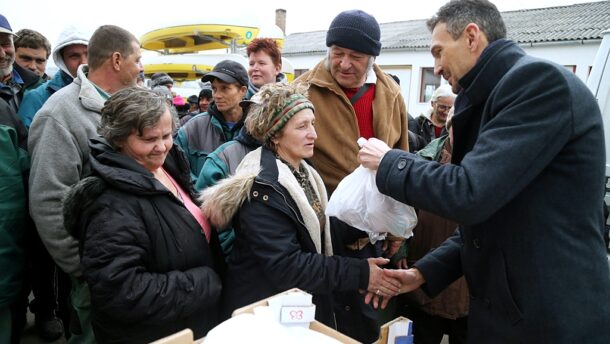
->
[[357, 137, 367, 148]]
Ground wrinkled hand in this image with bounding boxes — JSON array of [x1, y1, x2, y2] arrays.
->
[[395, 258, 408, 269], [358, 138, 391, 171], [364, 291, 393, 309], [385, 268, 425, 294], [382, 239, 403, 258], [366, 257, 401, 297], [365, 268, 424, 309]]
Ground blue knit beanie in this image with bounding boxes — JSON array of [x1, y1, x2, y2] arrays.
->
[[326, 10, 381, 56]]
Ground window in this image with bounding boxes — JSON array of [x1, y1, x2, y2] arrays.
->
[[419, 67, 441, 103], [564, 65, 576, 73], [294, 69, 309, 78]]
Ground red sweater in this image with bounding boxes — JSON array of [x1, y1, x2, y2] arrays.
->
[[342, 84, 376, 139]]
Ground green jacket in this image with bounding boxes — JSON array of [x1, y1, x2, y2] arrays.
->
[[0, 105, 29, 307], [416, 134, 449, 161]]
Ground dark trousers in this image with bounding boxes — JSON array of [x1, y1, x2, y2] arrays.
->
[[10, 222, 71, 343], [330, 217, 385, 343], [401, 304, 468, 344]]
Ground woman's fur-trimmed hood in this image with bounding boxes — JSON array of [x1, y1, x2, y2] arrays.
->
[[199, 167, 259, 230]]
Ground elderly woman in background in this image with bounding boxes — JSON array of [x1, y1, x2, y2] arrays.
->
[[63, 87, 223, 343], [246, 37, 286, 99], [201, 83, 401, 326]]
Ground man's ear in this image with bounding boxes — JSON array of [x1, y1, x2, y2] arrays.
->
[[111, 52, 122, 71], [464, 23, 488, 52]]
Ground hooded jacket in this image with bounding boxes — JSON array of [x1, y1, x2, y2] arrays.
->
[[28, 64, 104, 277], [202, 147, 369, 326], [175, 102, 244, 183], [18, 26, 89, 128], [53, 26, 89, 79], [64, 138, 223, 343]]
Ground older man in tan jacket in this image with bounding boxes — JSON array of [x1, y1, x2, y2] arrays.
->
[[296, 9, 409, 343]]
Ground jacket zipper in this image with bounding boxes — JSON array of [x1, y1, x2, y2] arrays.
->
[[255, 179, 307, 228]]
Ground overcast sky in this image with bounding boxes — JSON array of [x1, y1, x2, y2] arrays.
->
[[4, 0, 603, 48]]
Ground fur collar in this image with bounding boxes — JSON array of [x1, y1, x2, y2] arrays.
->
[[201, 147, 333, 255]]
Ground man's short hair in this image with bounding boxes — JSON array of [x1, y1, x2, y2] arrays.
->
[[14, 29, 51, 57], [87, 25, 138, 70], [427, 0, 506, 43]]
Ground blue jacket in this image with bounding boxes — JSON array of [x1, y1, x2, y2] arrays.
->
[[18, 70, 73, 128], [195, 127, 261, 260], [377, 40, 610, 343], [175, 103, 243, 183]]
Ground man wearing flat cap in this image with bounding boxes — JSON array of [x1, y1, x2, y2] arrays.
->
[[296, 9, 409, 343]]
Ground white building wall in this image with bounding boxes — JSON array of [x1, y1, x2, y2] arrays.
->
[[519, 41, 601, 81], [285, 40, 602, 123]]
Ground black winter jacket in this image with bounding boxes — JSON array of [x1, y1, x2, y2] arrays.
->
[[202, 147, 369, 327], [64, 138, 224, 343]]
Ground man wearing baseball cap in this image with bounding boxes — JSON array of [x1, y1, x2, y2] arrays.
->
[[175, 59, 248, 182], [295, 9, 409, 343]]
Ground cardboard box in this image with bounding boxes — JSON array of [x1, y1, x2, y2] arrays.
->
[[374, 316, 413, 344], [232, 288, 360, 343], [151, 329, 194, 344]]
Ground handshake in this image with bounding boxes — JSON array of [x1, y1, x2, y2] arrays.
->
[[362, 257, 425, 309]]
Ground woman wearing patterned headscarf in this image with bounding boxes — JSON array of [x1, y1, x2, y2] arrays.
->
[[201, 82, 401, 326]]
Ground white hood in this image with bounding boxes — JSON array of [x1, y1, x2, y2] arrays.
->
[[52, 26, 89, 78]]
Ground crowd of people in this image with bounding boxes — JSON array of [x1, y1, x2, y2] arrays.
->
[[1, 0, 609, 343]]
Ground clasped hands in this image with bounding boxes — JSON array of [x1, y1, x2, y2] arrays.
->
[[363, 257, 425, 309]]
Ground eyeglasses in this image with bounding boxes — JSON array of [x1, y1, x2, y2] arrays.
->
[[435, 103, 452, 111]]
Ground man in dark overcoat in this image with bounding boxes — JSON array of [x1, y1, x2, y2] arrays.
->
[[358, 0, 610, 342]]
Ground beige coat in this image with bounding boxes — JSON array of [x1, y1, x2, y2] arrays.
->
[[296, 60, 409, 194]]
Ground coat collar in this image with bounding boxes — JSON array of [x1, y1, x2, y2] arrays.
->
[[451, 40, 526, 163]]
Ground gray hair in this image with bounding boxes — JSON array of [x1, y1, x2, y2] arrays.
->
[[431, 84, 456, 102], [324, 47, 375, 78], [427, 0, 506, 43], [98, 87, 178, 149]]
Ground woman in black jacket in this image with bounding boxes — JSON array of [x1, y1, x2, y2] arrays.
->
[[63, 87, 224, 343], [201, 83, 400, 328]]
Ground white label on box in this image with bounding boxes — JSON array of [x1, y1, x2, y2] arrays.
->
[[280, 305, 316, 324]]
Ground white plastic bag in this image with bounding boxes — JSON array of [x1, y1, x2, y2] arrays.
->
[[327, 165, 417, 243]]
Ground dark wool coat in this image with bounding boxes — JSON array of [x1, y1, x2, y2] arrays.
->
[[63, 138, 224, 343], [376, 40, 610, 343]]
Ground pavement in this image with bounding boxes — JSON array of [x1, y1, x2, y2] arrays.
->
[[19, 308, 66, 344]]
